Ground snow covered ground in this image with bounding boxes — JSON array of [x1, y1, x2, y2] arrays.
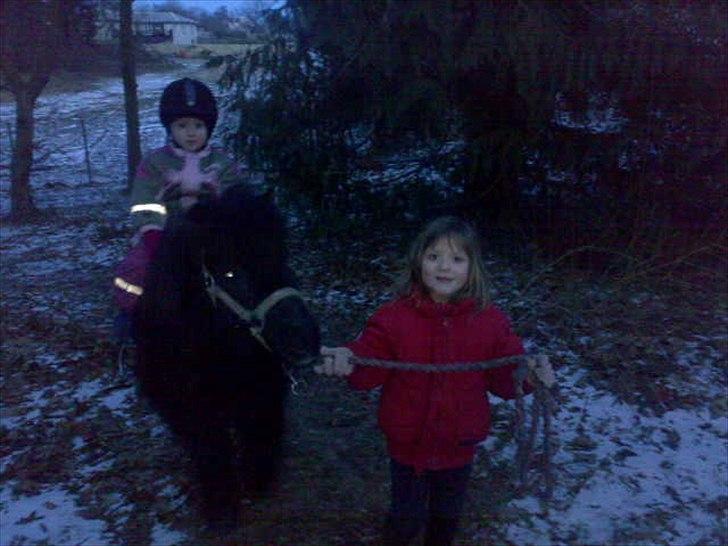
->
[[1, 59, 726, 545], [486, 358, 727, 545]]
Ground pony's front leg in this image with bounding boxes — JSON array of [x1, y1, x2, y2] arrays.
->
[[187, 412, 243, 530], [235, 375, 287, 497]]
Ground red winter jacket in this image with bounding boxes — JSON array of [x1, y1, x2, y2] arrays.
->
[[347, 293, 529, 471]]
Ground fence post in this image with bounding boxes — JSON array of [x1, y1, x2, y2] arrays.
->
[[79, 116, 92, 185], [5, 122, 14, 152]]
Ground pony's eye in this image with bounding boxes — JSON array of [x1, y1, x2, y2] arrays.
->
[[225, 271, 234, 278]]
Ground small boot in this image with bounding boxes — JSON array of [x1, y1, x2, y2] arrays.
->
[[423, 516, 459, 546]]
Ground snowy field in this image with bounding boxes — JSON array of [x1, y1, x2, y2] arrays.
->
[[1, 60, 726, 545]]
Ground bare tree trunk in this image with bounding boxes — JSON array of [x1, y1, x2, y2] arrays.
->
[[10, 89, 40, 217], [120, 0, 141, 193], [1, 0, 70, 219]]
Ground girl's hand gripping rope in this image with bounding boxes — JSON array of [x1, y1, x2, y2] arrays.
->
[[315, 346, 354, 377], [526, 355, 556, 388]]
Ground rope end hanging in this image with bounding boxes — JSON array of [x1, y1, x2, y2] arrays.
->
[[346, 353, 557, 500]]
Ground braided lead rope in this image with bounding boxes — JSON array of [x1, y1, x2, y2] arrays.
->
[[345, 353, 556, 499], [348, 353, 540, 372]]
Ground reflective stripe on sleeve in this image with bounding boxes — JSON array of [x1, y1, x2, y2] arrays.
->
[[131, 203, 167, 215], [114, 277, 144, 296]]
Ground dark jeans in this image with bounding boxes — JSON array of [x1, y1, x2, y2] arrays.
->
[[114, 311, 135, 344], [385, 459, 471, 546]]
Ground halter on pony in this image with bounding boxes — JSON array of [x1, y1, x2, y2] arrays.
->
[[201, 263, 304, 353]]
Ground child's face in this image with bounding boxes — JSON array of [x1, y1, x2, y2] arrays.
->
[[421, 236, 470, 303], [170, 117, 208, 152]]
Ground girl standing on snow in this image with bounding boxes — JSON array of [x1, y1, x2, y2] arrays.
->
[[316, 216, 555, 546], [113, 77, 240, 322]]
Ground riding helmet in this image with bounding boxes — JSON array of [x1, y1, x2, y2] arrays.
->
[[159, 78, 218, 135]]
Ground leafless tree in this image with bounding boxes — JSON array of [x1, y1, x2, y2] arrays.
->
[[0, 0, 87, 218], [120, 0, 141, 192]]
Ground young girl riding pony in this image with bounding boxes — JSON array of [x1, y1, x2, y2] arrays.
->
[[113, 78, 240, 324], [317, 216, 555, 546]]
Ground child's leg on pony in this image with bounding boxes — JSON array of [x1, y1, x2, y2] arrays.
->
[[112, 228, 162, 374], [113, 228, 163, 343], [114, 311, 135, 344]]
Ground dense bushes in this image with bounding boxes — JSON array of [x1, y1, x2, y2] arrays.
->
[[216, 1, 726, 274]]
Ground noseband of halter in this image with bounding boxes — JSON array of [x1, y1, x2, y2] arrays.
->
[[201, 264, 303, 352]]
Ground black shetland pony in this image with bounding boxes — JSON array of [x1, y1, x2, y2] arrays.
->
[[134, 184, 320, 528]]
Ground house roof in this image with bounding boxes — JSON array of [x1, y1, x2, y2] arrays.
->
[[134, 11, 198, 25]]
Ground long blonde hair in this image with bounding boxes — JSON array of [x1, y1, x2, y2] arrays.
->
[[395, 216, 490, 307]]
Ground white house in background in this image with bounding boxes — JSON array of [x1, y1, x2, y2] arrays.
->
[[134, 11, 199, 45], [95, 11, 199, 46]]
